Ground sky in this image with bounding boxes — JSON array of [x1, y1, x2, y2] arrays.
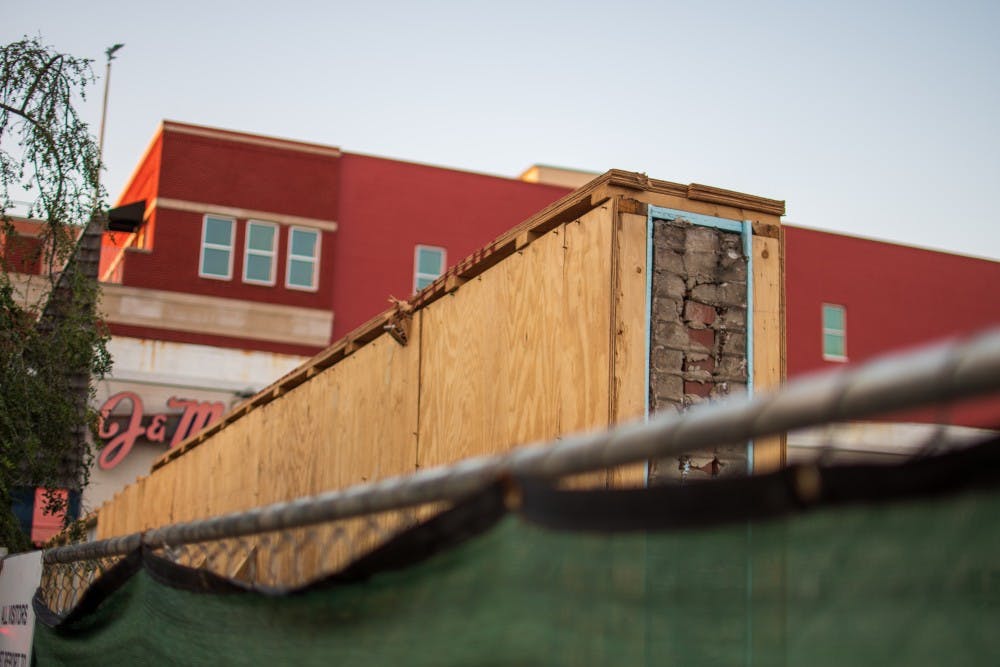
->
[[3, 0, 999, 259]]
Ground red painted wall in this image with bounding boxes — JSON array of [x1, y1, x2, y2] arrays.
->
[[101, 133, 164, 279], [105, 123, 571, 352], [117, 132, 162, 208], [110, 127, 337, 312], [115, 209, 333, 311], [784, 225, 1000, 427], [333, 153, 571, 338], [157, 129, 339, 220], [1, 222, 44, 275]]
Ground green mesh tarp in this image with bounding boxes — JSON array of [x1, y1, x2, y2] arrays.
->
[[34, 439, 1000, 666]]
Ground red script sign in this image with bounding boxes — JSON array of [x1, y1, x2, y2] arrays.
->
[[97, 392, 225, 469]]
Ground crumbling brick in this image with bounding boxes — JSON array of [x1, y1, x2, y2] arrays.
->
[[653, 249, 685, 276], [684, 356, 716, 374], [651, 347, 684, 371], [648, 218, 750, 483], [683, 301, 717, 328], [653, 320, 689, 350], [716, 354, 747, 380], [715, 307, 747, 332], [652, 375, 684, 407], [687, 327, 715, 352], [684, 380, 713, 398], [684, 252, 718, 280], [720, 331, 747, 356], [655, 221, 687, 252], [685, 226, 720, 254]]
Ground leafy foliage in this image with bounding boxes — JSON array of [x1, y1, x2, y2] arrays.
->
[[1, 36, 111, 551]]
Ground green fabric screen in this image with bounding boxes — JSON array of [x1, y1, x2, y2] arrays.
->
[[34, 441, 1000, 666]]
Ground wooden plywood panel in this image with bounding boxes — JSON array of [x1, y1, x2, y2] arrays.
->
[[502, 237, 565, 448], [95, 494, 120, 541], [102, 479, 140, 539], [252, 392, 315, 507], [608, 210, 649, 488], [211, 421, 261, 516], [548, 208, 616, 490], [123, 478, 144, 533], [243, 335, 419, 508], [310, 333, 421, 494], [418, 203, 615, 471], [95, 330, 419, 537], [752, 234, 785, 472], [149, 459, 177, 527], [558, 208, 614, 436], [169, 443, 213, 525], [417, 242, 552, 466]]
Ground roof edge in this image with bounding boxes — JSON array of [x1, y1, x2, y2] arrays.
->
[[162, 120, 343, 158]]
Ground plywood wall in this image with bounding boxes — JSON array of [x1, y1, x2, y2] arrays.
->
[[94, 190, 784, 540], [95, 203, 625, 538], [417, 203, 615, 469], [96, 333, 421, 539]]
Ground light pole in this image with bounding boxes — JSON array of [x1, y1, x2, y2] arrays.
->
[[96, 43, 124, 195]]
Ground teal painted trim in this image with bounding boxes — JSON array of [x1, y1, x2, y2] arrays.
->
[[648, 205, 744, 233], [643, 208, 654, 487], [742, 220, 755, 474]]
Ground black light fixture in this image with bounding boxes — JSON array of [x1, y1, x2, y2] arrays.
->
[[106, 200, 145, 233]]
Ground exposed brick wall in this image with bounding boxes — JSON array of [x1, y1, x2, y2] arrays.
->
[[648, 219, 748, 482]]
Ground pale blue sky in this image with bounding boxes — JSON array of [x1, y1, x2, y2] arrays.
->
[[4, 0, 998, 259]]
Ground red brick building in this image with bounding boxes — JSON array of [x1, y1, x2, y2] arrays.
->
[[99, 121, 571, 355]]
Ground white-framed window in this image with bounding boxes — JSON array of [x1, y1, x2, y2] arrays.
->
[[243, 220, 278, 286], [286, 226, 320, 291], [414, 245, 446, 292], [822, 303, 847, 361], [199, 215, 235, 280]]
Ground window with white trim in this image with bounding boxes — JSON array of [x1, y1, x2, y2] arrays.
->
[[822, 303, 847, 361], [414, 245, 446, 292], [199, 215, 235, 280], [243, 220, 278, 285], [286, 227, 320, 291]]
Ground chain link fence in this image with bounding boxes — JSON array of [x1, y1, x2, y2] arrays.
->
[[36, 328, 1000, 618], [39, 554, 125, 615], [39, 503, 445, 615]]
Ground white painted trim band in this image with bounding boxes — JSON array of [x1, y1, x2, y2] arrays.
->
[[153, 198, 338, 232]]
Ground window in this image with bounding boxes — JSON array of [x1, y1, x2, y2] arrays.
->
[[200, 215, 235, 280], [822, 303, 847, 361], [243, 220, 277, 285], [286, 227, 320, 291], [414, 245, 446, 292]]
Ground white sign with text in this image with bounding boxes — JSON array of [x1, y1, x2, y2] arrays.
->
[[0, 551, 43, 666]]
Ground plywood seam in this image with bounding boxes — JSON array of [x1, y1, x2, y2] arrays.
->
[[607, 197, 622, 489], [414, 310, 424, 470], [608, 197, 622, 432]]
